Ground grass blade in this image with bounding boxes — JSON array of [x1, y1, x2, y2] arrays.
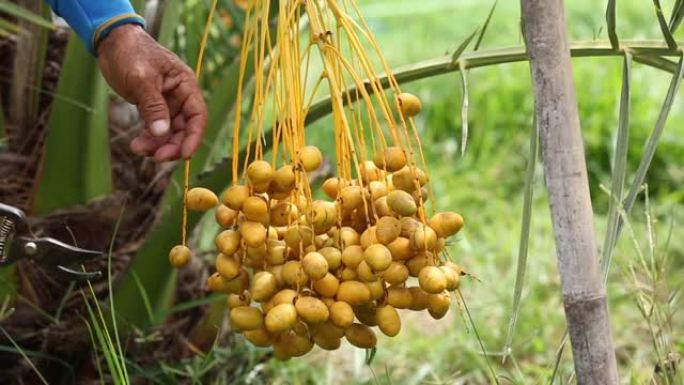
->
[[0, 295, 12, 321], [54, 282, 75, 322], [83, 315, 106, 384], [653, 0, 678, 49], [669, 0, 684, 32], [459, 68, 469, 156], [502, 118, 538, 363], [131, 272, 155, 324], [633, 54, 677, 73], [474, 0, 498, 51], [606, 0, 618, 50], [461, 0, 499, 156], [83, 232, 131, 385], [107, 206, 130, 385], [547, 332, 569, 385], [451, 28, 479, 64], [601, 53, 631, 280], [457, 290, 500, 385], [0, 1, 55, 30], [0, 327, 49, 385], [82, 294, 125, 384], [623, 53, 684, 217]]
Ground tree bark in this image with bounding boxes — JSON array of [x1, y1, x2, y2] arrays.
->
[[520, 1, 619, 384]]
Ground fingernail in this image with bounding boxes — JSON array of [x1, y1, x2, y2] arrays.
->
[[150, 120, 170, 137]]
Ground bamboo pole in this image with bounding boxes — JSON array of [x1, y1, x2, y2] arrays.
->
[[520, 0, 619, 384]]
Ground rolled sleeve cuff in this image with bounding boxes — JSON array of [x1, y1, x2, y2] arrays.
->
[[92, 13, 146, 53], [46, 1, 146, 54]]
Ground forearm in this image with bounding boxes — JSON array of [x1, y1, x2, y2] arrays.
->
[[43, 0, 145, 54]]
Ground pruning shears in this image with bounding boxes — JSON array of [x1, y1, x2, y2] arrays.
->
[[0, 203, 102, 281]]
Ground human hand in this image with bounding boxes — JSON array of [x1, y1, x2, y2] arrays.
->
[[97, 24, 207, 161]]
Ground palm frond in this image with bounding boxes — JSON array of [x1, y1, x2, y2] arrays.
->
[[502, 118, 539, 363], [0, 1, 55, 30], [601, 53, 632, 280]]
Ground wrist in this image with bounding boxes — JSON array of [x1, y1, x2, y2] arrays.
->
[[96, 22, 147, 57]]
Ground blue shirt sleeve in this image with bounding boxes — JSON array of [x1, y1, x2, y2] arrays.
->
[[44, 0, 146, 54]]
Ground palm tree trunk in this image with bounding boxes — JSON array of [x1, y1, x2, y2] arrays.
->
[[9, 0, 43, 144], [520, 0, 619, 383]]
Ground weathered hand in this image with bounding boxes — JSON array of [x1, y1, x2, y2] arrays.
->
[[97, 24, 207, 161]]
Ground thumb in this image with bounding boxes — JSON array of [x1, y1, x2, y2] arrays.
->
[[136, 83, 171, 137]]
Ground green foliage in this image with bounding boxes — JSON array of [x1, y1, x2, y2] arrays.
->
[[607, 0, 619, 49], [601, 54, 632, 279], [0, 0, 55, 31], [83, 281, 130, 385], [158, 0, 183, 47], [671, 0, 684, 32], [502, 118, 538, 362], [33, 35, 112, 214], [83, 211, 130, 385], [0, 17, 19, 36], [654, 0, 678, 49]]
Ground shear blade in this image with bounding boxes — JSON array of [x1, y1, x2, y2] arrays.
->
[[56, 265, 102, 281], [31, 238, 102, 263], [25, 238, 103, 281]]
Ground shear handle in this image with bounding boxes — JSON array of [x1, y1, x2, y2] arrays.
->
[[0, 203, 28, 234]]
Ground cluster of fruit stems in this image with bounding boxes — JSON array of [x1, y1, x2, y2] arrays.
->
[[180, 0, 453, 268], [182, 0, 220, 247], [168, 1, 467, 355], [228, 0, 436, 223]]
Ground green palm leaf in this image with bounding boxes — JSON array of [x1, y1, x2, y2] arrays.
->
[[33, 36, 112, 214], [0, 0, 54, 30]]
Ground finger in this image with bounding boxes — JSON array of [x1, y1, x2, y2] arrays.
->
[[130, 131, 171, 156], [164, 69, 207, 160], [164, 74, 196, 116], [130, 136, 157, 156], [171, 114, 187, 132], [135, 81, 188, 160], [135, 80, 171, 137], [130, 137, 154, 156], [180, 92, 208, 159], [154, 131, 185, 162]]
